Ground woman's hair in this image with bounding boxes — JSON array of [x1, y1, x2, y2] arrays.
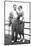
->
[[18, 5, 22, 9]]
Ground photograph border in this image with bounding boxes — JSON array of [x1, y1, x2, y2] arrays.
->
[[4, 1, 31, 45]]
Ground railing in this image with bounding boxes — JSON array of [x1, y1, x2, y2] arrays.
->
[[5, 20, 31, 36]]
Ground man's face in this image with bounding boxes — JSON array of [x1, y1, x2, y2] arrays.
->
[[13, 5, 16, 11]]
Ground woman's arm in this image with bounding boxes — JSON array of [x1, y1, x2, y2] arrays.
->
[[22, 11, 24, 21]]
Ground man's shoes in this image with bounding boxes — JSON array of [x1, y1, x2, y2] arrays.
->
[[11, 40, 14, 43]]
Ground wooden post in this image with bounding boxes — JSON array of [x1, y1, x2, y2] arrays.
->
[[29, 2, 31, 43]]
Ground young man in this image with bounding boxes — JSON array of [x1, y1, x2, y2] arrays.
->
[[8, 4, 18, 42]]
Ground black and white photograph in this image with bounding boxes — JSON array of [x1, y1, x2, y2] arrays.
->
[[4, 1, 31, 45]]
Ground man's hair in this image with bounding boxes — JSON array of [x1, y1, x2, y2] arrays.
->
[[13, 4, 16, 7], [13, 4, 16, 11]]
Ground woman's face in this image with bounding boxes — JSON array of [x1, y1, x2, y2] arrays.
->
[[16, 6, 22, 14], [18, 7, 22, 12]]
